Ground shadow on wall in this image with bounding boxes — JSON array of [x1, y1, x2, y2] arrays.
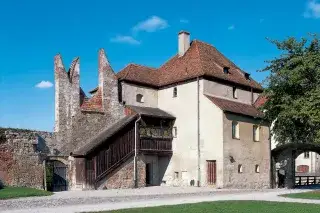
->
[[158, 156, 171, 185], [36, 135, 50, 154]]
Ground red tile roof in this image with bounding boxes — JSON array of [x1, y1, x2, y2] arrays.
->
[[81, 88, 103, 112], [116, 40, 263, 90], [206, 95, 264, 118], [117, 64, 159, 86], [254, 95, 268, 108]]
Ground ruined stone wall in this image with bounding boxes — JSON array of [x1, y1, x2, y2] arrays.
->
[[222, 113, 271, 189], [0, 128, 54, 188], [54, 49, 125, 155]]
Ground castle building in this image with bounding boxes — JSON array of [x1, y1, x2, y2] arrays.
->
[[0, 31, 271, 190]]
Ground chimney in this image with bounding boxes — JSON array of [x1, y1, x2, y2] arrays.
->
[[178, 31, 190, 57]]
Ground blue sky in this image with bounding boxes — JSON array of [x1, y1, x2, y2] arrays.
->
[[0, 0, 319, 131]]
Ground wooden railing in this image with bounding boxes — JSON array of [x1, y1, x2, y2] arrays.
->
[[295, 176, 320, 186], [139, 127, 173, 139], [140, 139, 172, 151]]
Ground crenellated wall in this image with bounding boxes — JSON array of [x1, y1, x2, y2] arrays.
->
[[54, 49, 125, 156]]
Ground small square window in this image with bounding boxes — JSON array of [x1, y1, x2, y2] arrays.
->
[[136, 94, 144, 103], [238, 164, 243, 173], [174, 172, 179, 179], [173, 87, 177, 98], [255, 165, 260, 173], [253, 125, 260, 142], [233, 87, 237, 99], [304, 152, 310, 158], [173, 127, 177, 138], [232, 121, 239, 139], [223, 67, 229, 74]]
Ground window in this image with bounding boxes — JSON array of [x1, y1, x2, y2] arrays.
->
[[174, 172, 179, 179], [253, 125, 260, 142], [223, 67, 230, 74], [136, 94, 144, 103], [238, 164, 243, 173], [304, 152, 310, 159], [173, 87, 177, 97], [173, 127, 177, 138], [233, 87, 237, 99], [232, 121, 240, 139], [255, 165, 260, 173]]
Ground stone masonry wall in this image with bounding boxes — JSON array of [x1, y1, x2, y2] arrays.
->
[[54, 49, 125, 155], [99, 156, 146, 189], [0, 128, 55, 188], [223, 113, 271, 189]]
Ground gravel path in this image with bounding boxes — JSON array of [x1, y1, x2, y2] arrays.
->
[[0, 187, 319, 213]]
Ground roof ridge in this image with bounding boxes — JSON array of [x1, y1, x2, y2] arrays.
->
[[129, 63, 158, 70], [194, 40, 206, 76]]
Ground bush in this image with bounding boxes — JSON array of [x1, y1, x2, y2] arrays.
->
[[0, 179, 4, 189]]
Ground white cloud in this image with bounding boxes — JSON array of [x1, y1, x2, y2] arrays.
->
[[110, 35, 140, 45], [133, 16, 169, 33], [228, 25, 235, 30], [304, 1, 320, 18], [35, 81, 53, 89], [180, 19, 189, 24]]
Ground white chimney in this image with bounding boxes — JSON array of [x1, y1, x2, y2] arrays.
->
[[178, 31, 190, 57]]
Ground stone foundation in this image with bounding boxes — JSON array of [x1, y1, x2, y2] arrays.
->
[[99, 156, 146, 189]]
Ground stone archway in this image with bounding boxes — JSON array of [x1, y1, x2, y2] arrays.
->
[[271, 143, 320, 188]]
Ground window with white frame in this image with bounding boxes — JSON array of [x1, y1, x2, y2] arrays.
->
[[232, 121, 240, 139], [253, 125, 260, 142], [173, 127, 177, 138], [233, 87, 237, 99], [173, 87, 177, 97], [304, 152, 310, 159], [136, 94, 144, 103]]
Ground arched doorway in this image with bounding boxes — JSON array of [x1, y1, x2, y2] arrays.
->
[[46, 160, 67, 191], [271, 143, 320, 188]]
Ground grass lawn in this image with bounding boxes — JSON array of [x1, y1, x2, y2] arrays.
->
[[0, 187, 53, 200], [281, 190, 320, 199], [87, 201, 320, 213]]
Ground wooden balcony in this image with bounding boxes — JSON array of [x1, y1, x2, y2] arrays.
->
[[139, 127, 173, 154]]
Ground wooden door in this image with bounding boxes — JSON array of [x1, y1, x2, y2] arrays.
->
[[207, 160, 216, 185]]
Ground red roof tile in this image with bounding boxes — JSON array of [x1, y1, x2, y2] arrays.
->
[[116, 63, 159, 86], [81, 88, 103, 112], [206, 95, 264, 118], [253, 95, 268, 108], [116, 40, 263, 90]]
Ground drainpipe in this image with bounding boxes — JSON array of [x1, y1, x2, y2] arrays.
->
[[197, 77, 201, 187], [134, 115, 142, 188]]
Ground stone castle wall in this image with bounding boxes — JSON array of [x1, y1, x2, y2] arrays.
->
[[0, 128, 55, 188]]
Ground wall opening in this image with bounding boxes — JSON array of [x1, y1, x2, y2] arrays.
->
[[136, 94, 144, 103]]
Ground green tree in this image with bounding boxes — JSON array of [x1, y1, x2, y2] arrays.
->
[[260, 34, 320, 145]]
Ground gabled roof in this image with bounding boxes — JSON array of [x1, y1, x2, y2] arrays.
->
[[116, 40, 263, 90], [116, 63, 159, 86], [81, 87, 103, 112], [206, 95, 264, 118], [254, 95, 268, 108]]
